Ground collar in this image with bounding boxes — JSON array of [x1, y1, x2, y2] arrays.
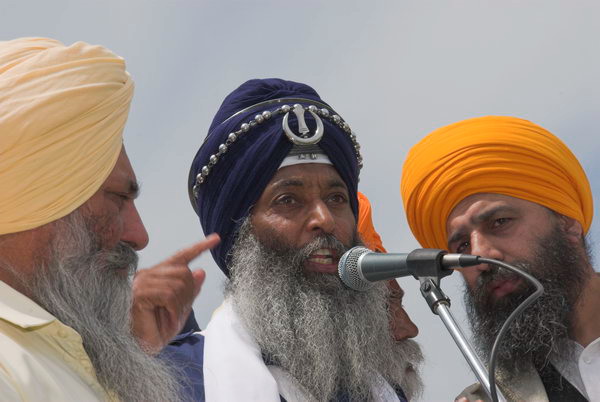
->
[[0, 280, 55, 328]]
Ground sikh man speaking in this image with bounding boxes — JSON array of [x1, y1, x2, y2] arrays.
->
[[401, 116, 600, 401], [174, 78, 424, 401], [0, 37, 217, 401]]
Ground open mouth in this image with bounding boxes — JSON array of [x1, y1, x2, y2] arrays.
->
[[304, 248, 340, 273], [488, 277, 522, 299]]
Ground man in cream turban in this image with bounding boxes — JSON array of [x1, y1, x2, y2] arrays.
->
[[167, 78, 423, 401], [401, 116, 599, 401], [0, 37, 217, 401]]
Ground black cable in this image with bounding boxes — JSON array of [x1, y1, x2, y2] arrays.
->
[[475, 258, 544, 402]]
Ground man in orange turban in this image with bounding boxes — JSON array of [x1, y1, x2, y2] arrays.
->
[[0, 37, 217, 401], [358, 192, 419, 342], [401, 116, 599, 401]]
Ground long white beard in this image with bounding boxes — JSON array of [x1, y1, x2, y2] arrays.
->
[[22, 211, 182, 402], [226, 219, 424, 401]]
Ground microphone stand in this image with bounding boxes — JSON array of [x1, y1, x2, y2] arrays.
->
[[412, 251, 507, 402]]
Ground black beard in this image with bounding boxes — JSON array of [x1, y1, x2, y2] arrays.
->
[[464, 227, 588, 374]]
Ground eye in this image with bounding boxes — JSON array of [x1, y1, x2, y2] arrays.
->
[[327, 193, 348, 204], [455, 241, 470, 253], [492, 217, 512, 228], [108, 192, 128, 207], [274, 194, 298, 206], [388, 292, 404, 303]]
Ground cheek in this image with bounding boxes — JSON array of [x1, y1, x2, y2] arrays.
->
[[460, 269, 480, 289], [251, 213, 302, 246], [90, 209, 123, 249], [335, 212, 356, 245]]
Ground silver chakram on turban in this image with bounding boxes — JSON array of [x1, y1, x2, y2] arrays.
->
[[188, 78, 362, 275]]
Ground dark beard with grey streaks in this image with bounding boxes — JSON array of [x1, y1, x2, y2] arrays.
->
[[463, 226, 588, 375], [24, 211, 182, 402], [226, 218, 424, 401]]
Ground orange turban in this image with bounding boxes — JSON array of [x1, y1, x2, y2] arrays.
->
[[401, 116, 593, 250], [357, 192, 387, 252], [0, 37, 133, 234]]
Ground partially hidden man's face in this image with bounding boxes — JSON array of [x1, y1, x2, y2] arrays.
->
[[251, 164, 356, 275], [446, 193, 583, 300]]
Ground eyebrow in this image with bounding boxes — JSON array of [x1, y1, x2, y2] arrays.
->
[[327, 179, 347, 190], [270, 179, 304, 191], [447, 205, 519, 246]]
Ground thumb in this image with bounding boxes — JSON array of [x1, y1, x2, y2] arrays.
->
[[192, 269, 206, 298]]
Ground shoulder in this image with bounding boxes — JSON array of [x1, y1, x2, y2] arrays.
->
[[0, 329, 21, 400], [160, 331, 205, 401], [455, 382, 489, 401]]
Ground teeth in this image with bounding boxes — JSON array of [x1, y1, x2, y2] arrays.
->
[[307, 248, 335, 265], [314, 248, 333, 256], [310, 257, 333, 265]]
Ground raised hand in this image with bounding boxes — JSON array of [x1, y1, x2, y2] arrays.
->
[[131, 234, 220, 354]]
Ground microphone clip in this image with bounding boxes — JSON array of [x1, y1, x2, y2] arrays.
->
[[406, 248, 453, 286]]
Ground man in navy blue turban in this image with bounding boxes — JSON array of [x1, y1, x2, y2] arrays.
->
[[163, 79, 423, 401]]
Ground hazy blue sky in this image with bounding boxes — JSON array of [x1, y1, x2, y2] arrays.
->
[[3, 1, 599, 400]]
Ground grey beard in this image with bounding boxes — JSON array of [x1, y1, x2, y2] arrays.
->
[[464, 227, 587, 375], [226, 218, 423, 401], [25, 211, 182, 402]]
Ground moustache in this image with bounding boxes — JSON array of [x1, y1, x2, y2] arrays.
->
[[292, 234, 355, 269], [90, 242, 139, 276]]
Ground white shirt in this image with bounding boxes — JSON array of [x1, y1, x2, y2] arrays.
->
[[553, 338, 600, 401], [0, 280, 113, 401], [202, 299, 402, 401]]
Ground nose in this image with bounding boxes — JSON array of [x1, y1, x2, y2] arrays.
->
[[387, 280, 419, 340], [305, 200, 335, 235], [469, 232, 503, 262], [390, 303, 419, 340], [121, 201, 149, 250], [396, 312, 419, 340], [461, 232, 503, 287]]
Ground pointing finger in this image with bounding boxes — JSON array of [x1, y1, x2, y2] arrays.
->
[[166, 233, 220, 265]]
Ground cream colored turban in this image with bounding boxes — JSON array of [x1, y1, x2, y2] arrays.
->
[[401, 116, 593, 250], [0, 37, 133, 234]]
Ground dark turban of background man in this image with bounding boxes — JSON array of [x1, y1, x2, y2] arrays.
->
[[188, 78, 362, 275]]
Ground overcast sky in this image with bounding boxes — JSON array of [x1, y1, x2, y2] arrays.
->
[[2, 1, 599, 400]]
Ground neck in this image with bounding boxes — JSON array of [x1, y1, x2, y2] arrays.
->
[[570, 271, 600, 347]]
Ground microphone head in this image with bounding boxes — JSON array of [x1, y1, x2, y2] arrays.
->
[[338, 246, 373, 291]]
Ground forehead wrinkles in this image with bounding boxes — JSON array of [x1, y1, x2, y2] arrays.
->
[[267, 164, 347, 190]]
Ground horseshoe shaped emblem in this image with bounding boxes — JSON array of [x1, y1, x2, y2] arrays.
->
[[282, 104, 324, 145]]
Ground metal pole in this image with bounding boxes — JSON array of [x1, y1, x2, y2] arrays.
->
[[435, 304, 506, 402], [419, 279, 507, 402]]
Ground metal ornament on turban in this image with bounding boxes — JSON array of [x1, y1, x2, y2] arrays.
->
[[401, 116, 593, 250], [0, 37, 133, 234], [188, 78, 362, 275]]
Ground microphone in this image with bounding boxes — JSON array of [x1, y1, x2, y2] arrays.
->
[[338, 246, 481, 291]]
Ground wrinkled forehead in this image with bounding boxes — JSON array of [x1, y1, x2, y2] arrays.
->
[[263, 163, 348, 193], [446, 192, 552, 233]]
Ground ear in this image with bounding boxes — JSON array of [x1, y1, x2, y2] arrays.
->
[[557, 214, 583, 244]]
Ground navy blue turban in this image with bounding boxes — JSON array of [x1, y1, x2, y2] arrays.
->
[[188, 78, 360, 276]]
